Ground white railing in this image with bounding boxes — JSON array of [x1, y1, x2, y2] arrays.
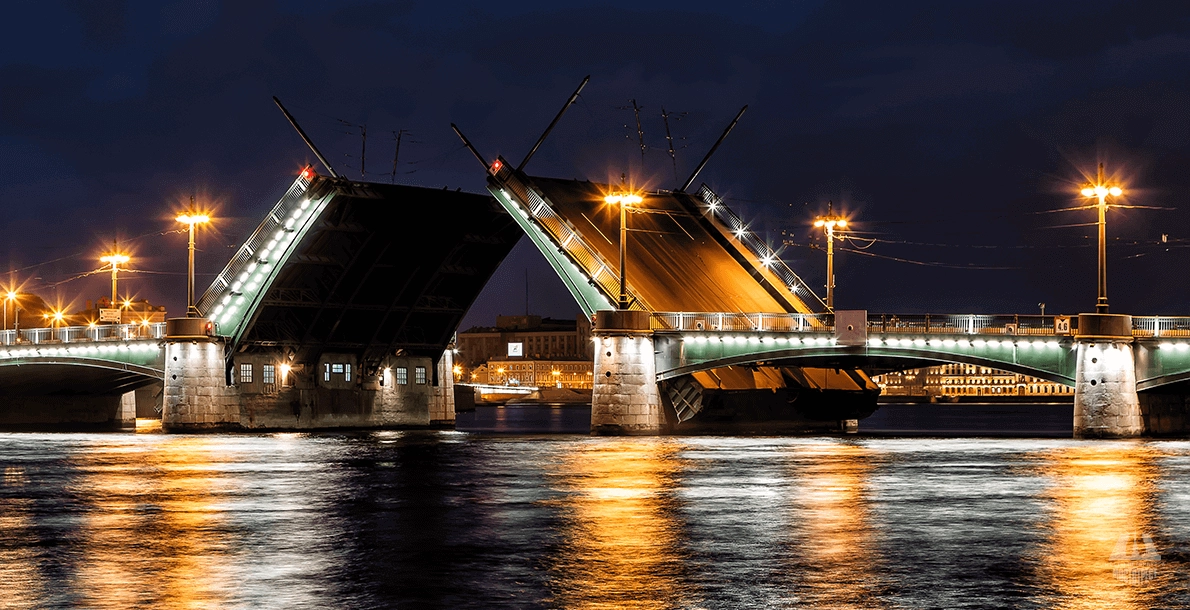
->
[[0, 323, 166, 346], [652, 312, 1190, 339]]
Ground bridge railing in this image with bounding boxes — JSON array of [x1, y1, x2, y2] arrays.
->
[[694, 185, 828, 312], [194, 169, 315, 332], [651, 312, 833, 332], [0, 323, 166, 346], [869, 314, 1061, 335], [495, 166, 645, 311], [1132, 317, 1190, 338]]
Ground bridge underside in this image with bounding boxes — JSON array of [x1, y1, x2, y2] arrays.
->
[[0, 360, 162, 395], [236, 180, 522, 366]]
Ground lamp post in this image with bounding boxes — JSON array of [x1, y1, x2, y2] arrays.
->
[[604, 191, 643, 310], [813, 201, 848, 310], [100, 250, 131, 309], [1080, 163, 1123, 313], [177, 206, 211, 317], [3, 290, 14, 332]]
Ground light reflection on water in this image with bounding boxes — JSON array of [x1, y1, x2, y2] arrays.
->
[[546, 440, 688, 609], [0, 433, 1188, 608], [1035, 443, 1171, 609]]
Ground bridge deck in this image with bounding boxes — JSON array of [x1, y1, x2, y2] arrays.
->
[[526, 177, 789, 313], [489, 162, 825, 316]]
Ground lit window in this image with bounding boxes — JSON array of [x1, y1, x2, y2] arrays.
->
[[332, 363, 344, 374], [239, 363, 253, 384], [324, 363, 330, 381], [262, 364, 275, 385], [396, 367, 408, 385], [345, 363, 352, 382], [415, 366, 427, 384]]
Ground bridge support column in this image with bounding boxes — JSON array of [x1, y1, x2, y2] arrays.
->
[[591, 310, 666, 435], [162, 318, 241, 432], [1074, 314, 1143, 438]]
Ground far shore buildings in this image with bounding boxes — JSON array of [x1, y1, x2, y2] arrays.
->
[[874, 364, 1074, 398], [456, 314, 594, 389]]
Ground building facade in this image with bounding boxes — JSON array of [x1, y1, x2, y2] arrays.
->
[[456, 314, 593, 369], [471, 359, 594, 389], [874, 364, 1074, 398]]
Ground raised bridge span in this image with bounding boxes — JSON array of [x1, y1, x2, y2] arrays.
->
[[466, 79, 1190, 436]]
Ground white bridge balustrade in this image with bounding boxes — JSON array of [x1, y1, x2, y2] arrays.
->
[[649, 312, 1190, 338], [0, 323, 167, 347]]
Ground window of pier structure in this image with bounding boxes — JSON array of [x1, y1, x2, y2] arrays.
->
[[262, 364, 275, 385], [396, 367, 408, 385], [415, 366, 427, 385], [239, 363, 253, 384]]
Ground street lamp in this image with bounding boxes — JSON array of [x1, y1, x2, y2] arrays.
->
[[1080, 163, 1124, 313], [177, 207, 211, 317], [813, 201, 848, 310], [604, 191, 644, 310], [3, 290, 15, 332], [100, 251, 131, 308]]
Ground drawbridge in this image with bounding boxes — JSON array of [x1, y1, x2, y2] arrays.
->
[[453, 78, 877, 426]]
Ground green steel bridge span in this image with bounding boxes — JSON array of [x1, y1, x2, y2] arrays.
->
[[648, 312, 1190, 391]]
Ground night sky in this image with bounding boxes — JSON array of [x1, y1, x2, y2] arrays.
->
[[4, 1, 1190, 329]]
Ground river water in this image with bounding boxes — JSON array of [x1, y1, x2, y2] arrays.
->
[[2, 431, 1189, 608]]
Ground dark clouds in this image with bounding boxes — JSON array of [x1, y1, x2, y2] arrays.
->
[[2, 0, 1190, 325]]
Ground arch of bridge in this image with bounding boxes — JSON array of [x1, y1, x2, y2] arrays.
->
[[653, 334, 1079, 386]]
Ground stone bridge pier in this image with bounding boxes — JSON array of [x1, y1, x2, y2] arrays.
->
[[590, 310, 667, 435], [1074, 313, 1143, 438]]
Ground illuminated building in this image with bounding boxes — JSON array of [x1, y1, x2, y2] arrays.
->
[[472, 359, 594, 389], [456, 314, 593, 368], [874, 363, 1074, 398]]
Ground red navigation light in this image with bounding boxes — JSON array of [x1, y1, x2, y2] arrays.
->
[[490, 159, 502, 173], [204, 321, 215, 336], [301, 167, 314, 180]]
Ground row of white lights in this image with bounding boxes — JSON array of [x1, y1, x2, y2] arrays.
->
[[870, 337, 1062, 349], [210, 194, 318, 331], [0, 342, 160, 359], [703, 195, 810, 298], [681, 335, 1190, 352], [684, 335, 835, 346]]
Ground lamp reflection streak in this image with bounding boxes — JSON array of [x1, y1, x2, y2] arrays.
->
[[788, 441, 885, 608], [72, 437, 232, 608], [1037, 444, 1168, 609], [547, 439, 689, 609], [0, 467, 45, 607]]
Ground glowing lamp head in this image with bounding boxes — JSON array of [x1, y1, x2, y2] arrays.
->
[[490, 159, 503, 173], [301, 167, 314, 180], [1080, 187, 1095, 197], [1109, 186, 1123, 197], [101, 253, 130, 265], [837, 219, 848, 228], [177, 213, 211, 225], [604, 192, 643, 206], [122, 299, 132, 309], [814, 219, 825, 227], [4, 291, 15, 302]]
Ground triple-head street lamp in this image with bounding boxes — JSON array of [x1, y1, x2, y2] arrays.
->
[[813, 201, 848, 311], [1080, 163, 1124, 313], [604, 191, 644, 310], [177, 202, 211, 317]]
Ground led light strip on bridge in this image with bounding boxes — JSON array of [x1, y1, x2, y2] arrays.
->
[[0, 342, 161, 360], [197, 169, 330, 340]]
